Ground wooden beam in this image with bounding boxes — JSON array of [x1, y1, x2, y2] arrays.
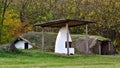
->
[[86, 25, 89, 54], [98, 41, 101, 55], [42, 27, 44, 52], [66, 24, 69, 56], [108, 42, 111, 51]]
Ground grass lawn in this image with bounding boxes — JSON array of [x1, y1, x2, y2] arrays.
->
[[0, 49, 120, 68]]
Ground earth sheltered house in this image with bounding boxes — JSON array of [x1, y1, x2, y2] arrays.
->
[[9, 36, 35, 51], [76, 36, 116, 55], [34, 19, 95, 55]]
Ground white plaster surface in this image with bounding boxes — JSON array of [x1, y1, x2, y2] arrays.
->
[[15, 41, 33, 49], [55, 27, 74, 54]]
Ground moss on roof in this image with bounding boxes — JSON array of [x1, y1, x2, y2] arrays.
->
[[93, 35, 110, 41], [71, 34, 110, 41]]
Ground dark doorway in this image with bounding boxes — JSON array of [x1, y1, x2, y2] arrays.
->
[[24, 43, 28, 49], [101, 41, 109, 55]]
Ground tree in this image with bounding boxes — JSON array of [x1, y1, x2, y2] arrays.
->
[[0, 0, 12, 44]]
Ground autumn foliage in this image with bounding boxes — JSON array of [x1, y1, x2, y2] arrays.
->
[[1, 9, 32, 44]]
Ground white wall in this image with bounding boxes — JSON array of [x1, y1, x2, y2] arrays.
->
[[55, 27, 74, 54], [15, 41, 33, 49]]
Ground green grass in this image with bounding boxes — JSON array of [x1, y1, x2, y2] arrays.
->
[[0, 49, 120, 68]]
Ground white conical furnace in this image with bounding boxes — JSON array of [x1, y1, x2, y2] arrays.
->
[[55, 27, 74, 54]]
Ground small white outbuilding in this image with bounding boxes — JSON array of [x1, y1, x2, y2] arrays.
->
[[10, 36, 34, 49]]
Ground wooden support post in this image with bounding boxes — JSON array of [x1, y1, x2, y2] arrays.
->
[[42, 27, 44, 52], [108, 42, 111, 51], [86, 25, 89, 54], [98, 41, 101, 55], [66, 24, 69, 56]]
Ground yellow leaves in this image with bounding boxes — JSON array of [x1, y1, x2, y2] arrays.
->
[[4, 10, 20, 26], [89, 11, 94, 16], [3, 10, 21, 39], [27, 25, 33, 31], [71, 7, 76, 13]]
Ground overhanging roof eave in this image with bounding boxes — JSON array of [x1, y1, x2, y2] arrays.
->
[[34, 19, 95, 28]]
